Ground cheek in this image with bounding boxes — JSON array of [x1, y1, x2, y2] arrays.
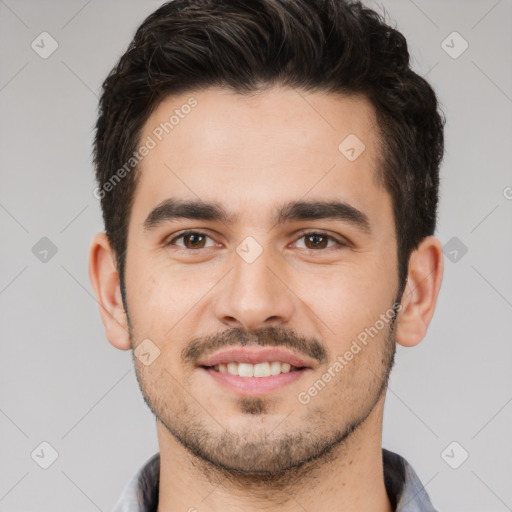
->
[[125, 277, 177, 348], [292, 264, 393, 351], [127, 263, 211, 364], [298, 264, 369, 308], [129, 258, 195, 314]]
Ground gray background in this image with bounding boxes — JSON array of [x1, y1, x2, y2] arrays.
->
[[1, 0, 511, 510]]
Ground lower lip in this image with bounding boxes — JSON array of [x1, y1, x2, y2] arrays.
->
[[200, 367, 308, 396]]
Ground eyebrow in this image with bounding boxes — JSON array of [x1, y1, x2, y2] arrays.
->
[[143, 198, 372, 235]]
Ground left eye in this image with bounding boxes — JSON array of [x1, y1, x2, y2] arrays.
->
[[293, 232, 345, 250]]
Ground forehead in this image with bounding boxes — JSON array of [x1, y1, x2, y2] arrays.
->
[[130, 86, 391, 234]]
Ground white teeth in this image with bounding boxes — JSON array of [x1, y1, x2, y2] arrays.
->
[[211, 361, 298, 377], [253, 362, 271, 377], [270, 361, 281, 375], [238, 363, 254, 377], [281, 363, 291, 373]]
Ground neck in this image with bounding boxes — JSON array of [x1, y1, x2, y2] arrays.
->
[[156, 397, 393, 512]]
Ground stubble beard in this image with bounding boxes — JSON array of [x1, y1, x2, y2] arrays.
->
[[130, 318, 397, 488]]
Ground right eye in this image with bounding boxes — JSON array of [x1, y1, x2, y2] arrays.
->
[[164, 230, 217, 251]]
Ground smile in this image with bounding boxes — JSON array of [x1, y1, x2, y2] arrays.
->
[[206, 361, 302, 377]]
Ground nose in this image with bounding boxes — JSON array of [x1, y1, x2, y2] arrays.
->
[[213, 243, 296, 332]]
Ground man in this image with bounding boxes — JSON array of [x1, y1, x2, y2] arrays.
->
[[89, 0, 445, 510]]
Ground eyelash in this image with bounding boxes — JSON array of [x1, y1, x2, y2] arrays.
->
[[164, 229, 348, 253]]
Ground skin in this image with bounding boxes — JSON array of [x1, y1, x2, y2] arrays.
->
[[89, 86, 443, 512]]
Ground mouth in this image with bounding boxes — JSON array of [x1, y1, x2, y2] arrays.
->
[[199, 365, 309, 396], [202, 360, 306, 377], [196, 347, 314, 396]]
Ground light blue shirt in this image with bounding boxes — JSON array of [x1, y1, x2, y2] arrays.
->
[[112, 448, 438, 511]]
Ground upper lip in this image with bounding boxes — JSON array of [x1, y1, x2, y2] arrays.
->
[[197, 347, 315, 369]]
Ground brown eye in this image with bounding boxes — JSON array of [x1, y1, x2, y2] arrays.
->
[[304, 233, 329, 249], [182, 233, 207, 249], [294, 231, 346, 251], [166, 231, 215, 250]]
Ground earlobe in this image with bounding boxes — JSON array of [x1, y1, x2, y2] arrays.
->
[[395, 236, 444, 348], [88, 232, 132, 351]]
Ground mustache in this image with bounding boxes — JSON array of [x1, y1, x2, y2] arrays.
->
[[182, 326, 329, 366]]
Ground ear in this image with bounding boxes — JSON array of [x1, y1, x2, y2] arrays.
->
[[395, 236, 444, 347], [88, 232, 131, 350]]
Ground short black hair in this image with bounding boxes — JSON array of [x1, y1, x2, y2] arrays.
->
[[93, 0, 445, 304]]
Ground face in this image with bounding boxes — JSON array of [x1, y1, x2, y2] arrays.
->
[[123, 86, 400, 475]]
